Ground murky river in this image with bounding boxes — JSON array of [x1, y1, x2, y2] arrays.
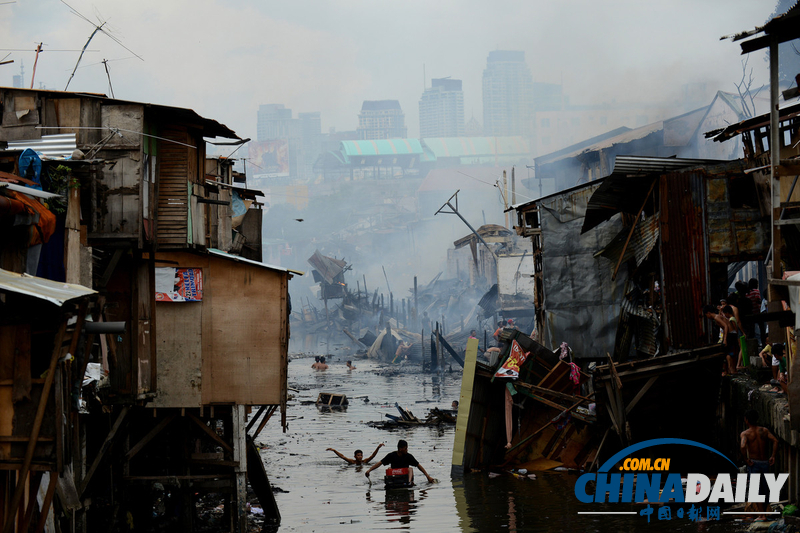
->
[[256, 351, 753, 532]]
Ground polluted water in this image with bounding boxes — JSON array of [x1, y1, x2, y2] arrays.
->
[[254, 350, 747, 532]]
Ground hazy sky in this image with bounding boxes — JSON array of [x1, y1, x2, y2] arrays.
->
[[0, 0, 778, 141]]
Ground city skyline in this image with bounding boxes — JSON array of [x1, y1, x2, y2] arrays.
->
[[0, 1, 778, 142]]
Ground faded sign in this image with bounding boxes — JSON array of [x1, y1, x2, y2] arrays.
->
[[155, 267, 203, 302], [249, 140, 289, 177]]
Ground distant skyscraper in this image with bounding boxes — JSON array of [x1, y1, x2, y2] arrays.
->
[[257, 104, 299, 141], [482, 51, 534, 137], [357, 100, 407, 140], [12, 60, 24, 89], [419, 78, 464, 138], [298, 112, 323, 179]]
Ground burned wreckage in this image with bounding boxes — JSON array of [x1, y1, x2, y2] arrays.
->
[[452, 155, 771, 475]]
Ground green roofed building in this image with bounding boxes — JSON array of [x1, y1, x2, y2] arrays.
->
[[313, 136, 531, 182]]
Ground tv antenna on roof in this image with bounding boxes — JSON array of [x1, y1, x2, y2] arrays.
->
[[61, 0, 143, 92]]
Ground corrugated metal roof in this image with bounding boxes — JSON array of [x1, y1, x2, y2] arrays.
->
[[595, 213, 660, 267], [2, 182, 62, 199], [0, 87, 240, 140], [612, 155, 725, 174], [535, 122, 664, 167], [580, 156, 727, 234], [422, 136, 529, 158], [0, 268, 95, 306], [7, 134, 77, 159], [340, 139, 423, 157], [207, 248, 303, 275]]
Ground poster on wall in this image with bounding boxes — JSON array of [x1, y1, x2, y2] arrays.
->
[[155, 267, 203, 302]]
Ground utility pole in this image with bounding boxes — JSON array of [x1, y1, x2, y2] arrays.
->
[[435, 190, 498, 262]]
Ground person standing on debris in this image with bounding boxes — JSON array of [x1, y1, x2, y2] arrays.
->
[[747, 278, 765, 345], [740, 410, 778, 522], [316, 356, 329, 370], [327, 443, 384, 465], [365, 439, 435, 484], [493, 321, 506, 346], [722, 305, 745, 370], [704, 305, 734, 375], [422, 311, 432, 333], [347, 360, 357, 370]]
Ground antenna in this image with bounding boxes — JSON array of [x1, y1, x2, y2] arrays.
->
[[30, 43, 41, 88], [61, 0, 143, 91], [102, 59, 114, 98]]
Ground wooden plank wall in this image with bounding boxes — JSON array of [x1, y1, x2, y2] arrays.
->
[[152, 294, 202, 408], [204, 256, 286, 405], [157, 127, 190, 247], [92, 105, 143, 240], [152, 252, 288, 406]]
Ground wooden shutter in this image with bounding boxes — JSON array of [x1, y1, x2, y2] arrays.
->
[[157, 127, 190, 247]]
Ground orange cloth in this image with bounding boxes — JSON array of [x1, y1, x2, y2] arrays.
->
[[7, 190, 56, 245]]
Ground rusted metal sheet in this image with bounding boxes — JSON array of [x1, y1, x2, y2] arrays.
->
[[659, 172, 709, 350], [596, 213, 660, 268]]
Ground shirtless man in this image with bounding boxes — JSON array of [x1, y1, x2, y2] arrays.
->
[[327, 443, 383, 465], [704, 305, 734, 374], [315, 356, 329, 370], [740, 410, 779, 521], [346, 360, 356, 370]]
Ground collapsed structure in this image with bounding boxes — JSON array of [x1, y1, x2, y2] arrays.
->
[[0, 87, 295, 532], [453, 3, 800, 480]]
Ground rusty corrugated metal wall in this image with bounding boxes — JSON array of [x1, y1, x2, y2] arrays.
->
[[659, 172, 709, 350]]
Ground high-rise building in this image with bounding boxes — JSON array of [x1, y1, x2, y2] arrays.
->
[[298, 112, 323, 179], [357, 100, 407, 140], [257, 104, 299, 141], [255, 104, 306, 179], [482, 51, 534, 137], [419, 78, 464, 138]]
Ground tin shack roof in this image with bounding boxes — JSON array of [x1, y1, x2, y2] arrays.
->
[[723, 1, 800, 54], [207, 248, 303, 276], [0, 86, 240, 140], [0, 268, 95, 306]]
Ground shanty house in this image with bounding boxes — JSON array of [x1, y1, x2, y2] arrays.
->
[[514, 155, 770, 360], [0, 87, 288, 532]]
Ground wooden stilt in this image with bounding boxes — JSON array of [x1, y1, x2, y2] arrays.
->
[[2, 320, 67, 533]]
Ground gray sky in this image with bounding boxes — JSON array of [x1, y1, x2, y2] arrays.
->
[[0, 0, 777, 141]]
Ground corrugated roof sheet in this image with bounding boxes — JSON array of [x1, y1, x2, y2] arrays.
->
[[580, 156, 726, 234], [0, 87, 240, 140], [7, 134, 77, 159], [340, 139, 423, 157], [595, 213, 660, 267], [207, 248, 303, 275], [0, 268, 95, 306], [611, 155, 725, 174], [422, 136, 529, 158]]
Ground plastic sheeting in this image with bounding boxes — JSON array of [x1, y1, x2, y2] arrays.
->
[[538, 183, 626, 360]]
